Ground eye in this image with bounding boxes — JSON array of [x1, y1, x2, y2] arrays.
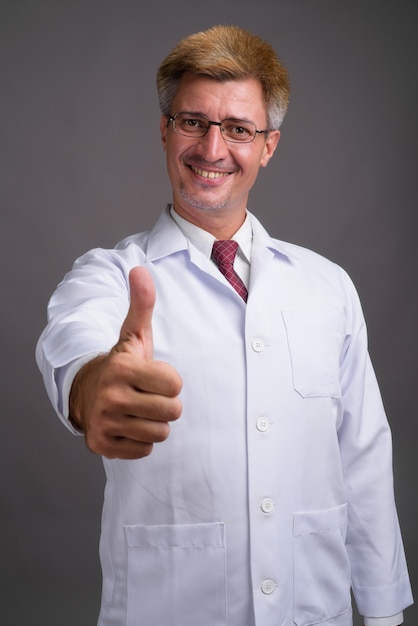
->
[[223, 119, 254, 140], [233, 125, 249, 136], [180, 116, 206, 131]]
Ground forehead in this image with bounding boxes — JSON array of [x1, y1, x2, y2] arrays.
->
[[172, 74, 267, 121]]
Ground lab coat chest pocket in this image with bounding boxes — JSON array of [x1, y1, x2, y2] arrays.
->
[[282, 309, 345, 398], [124, 522, 226, 626], [293, 504, 351, 625]]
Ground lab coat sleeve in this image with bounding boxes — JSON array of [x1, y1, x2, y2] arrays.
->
[[337, 270, 413, 618], [35, 246, 136, 431]]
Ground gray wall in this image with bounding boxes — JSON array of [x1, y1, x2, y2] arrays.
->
[[1, 1, 416, 624]]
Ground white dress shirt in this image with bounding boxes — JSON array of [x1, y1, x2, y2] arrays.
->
[[36, 206, 412, 626], [169, 205, 252, 288]]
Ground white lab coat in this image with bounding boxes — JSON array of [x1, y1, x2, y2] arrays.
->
[[36, 206, 412, 626]]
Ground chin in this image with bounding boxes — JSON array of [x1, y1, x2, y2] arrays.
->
[[180, 189, 230, 212]]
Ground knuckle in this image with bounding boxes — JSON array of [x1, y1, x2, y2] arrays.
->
[[154, 422, 170, 442], [139, 442, 154, 458], [168, 397, 182, 420], [169, 372, 183, 397], [85, 432, 111, 457]]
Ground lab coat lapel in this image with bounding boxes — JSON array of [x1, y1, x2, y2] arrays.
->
[[145, 206, 234, 285], [247, 213, 294, 296]]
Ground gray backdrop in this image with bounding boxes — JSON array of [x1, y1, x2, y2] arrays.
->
[[1, 1, 416, 625]]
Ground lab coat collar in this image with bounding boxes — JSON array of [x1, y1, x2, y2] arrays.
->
[[247, 212, 298, 264], [145, 206, 188, 261], [145, 205, 298, 265]]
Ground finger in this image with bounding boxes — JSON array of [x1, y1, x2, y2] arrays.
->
[[103, 353, 183, 398], [108, 415, 172, 444], [127, 358, 183, 397], [88, 433, 155, 460], [119, 266, 155, 359], [86, 408, 177, 459], [99, 377, 183, 423]]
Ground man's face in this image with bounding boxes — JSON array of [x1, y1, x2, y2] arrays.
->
[[160, 74, 280, 231]]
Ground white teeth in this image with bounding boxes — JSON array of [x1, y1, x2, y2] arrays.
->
[[191, 166, 228, 179]]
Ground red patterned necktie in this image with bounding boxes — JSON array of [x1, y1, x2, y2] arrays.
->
[[211, 240, 248, 302]]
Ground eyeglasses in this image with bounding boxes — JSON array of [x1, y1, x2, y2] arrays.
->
[[168, 112, 269, 144]]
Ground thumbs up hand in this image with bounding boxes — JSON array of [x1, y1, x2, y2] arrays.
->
[[69, 267, 183, 459]]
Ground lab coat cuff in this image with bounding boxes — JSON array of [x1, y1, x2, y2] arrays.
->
[[363, 612, 403, 626], [56, 352, 102, 435]]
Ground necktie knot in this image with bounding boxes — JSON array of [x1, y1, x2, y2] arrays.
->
[[211, 240, 248, 302], [212, 240, 239, 269]]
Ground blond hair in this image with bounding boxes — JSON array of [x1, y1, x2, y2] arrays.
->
[[156, 25, 290, 129]]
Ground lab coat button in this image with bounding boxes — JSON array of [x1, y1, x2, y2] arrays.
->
[[261, 497, 275, 513], [261, 579, 276, 595], [252, 338, 265, 352], [256, 417, 270, 432]]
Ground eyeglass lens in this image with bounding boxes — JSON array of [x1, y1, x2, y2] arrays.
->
[[172, 113, 259, 143]]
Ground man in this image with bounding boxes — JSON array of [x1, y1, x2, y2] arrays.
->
[[36, 25, 412, 626]]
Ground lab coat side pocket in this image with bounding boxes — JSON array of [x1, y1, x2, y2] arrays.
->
[[124, 522, 227, 626], [293, 503, 352, 626]]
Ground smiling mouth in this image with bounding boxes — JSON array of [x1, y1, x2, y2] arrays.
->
[[190, 165, 230, 179]]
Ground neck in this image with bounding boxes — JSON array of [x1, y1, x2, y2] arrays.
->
[[171, 203, 247, 240]]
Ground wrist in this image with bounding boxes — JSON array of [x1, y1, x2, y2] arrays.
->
[[68, 354, 106, 433]]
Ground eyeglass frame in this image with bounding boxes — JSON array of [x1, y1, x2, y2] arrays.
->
[[167, 112, 270, 144]]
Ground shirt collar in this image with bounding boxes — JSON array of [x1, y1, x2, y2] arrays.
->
[[170, 206, 253, 263]]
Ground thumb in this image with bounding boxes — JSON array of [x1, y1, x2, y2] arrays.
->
[[119, 266, 155, 359]]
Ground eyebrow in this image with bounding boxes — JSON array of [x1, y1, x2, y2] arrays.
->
[[176, 111, 256, 124]]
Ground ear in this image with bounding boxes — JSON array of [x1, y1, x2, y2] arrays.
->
[[260, 130, 280, 167], [160, 115, 169, 151]]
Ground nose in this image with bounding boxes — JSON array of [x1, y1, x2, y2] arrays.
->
[[196, 123, 229, 161]]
